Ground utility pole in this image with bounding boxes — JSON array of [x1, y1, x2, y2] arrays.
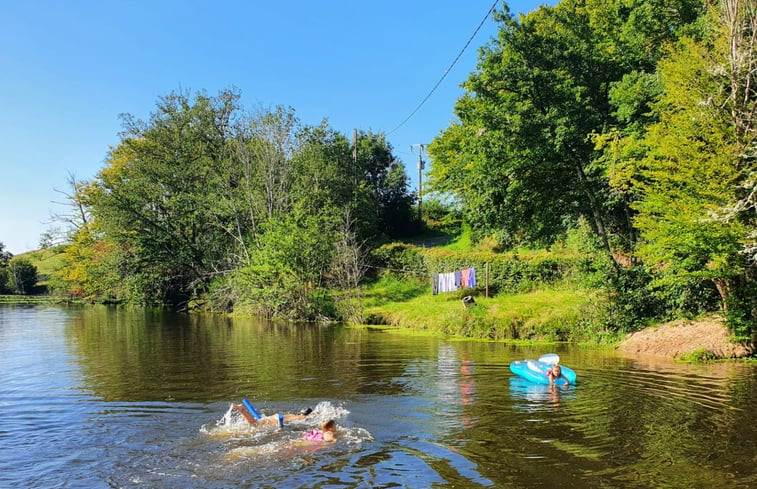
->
[[411, 144, 425, 221], [353, 129, 358, 185]]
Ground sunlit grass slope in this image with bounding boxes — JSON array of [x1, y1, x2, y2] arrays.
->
[[361, 274, 607, 342]]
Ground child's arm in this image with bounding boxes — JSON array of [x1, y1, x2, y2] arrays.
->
[[231, 403, 257, 424]]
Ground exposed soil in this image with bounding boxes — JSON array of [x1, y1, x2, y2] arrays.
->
[[617, 315, 753, 359]]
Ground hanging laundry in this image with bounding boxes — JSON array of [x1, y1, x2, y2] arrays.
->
[[441, 271, 457, 292], [461, 268, 470, 288], [433, 268, 478, 294]]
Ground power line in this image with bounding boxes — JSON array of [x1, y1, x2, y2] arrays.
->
[[386, 0, 498, 136]]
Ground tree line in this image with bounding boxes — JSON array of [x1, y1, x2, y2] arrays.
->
[[57, 92, 417, 320], [30, 0, 755, 337], [428, 0, 755, 335]]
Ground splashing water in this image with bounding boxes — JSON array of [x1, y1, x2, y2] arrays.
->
[[200, 401, 372, 458]]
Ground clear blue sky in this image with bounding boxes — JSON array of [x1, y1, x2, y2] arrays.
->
[[1, 0, 550, 254]]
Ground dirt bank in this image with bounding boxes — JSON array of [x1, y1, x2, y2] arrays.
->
[[617, 315, 753, 359]]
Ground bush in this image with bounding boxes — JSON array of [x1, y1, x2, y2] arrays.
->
[[8, 258, 38, 295], [371, 243, 427, 276], [0, 266, 8, 293], [724, 275, 757, 340]]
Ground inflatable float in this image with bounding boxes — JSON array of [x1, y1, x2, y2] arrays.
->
[[509, 353, 576, 385]]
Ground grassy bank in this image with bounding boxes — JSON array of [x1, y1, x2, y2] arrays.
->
[[0, 294, 77, 304], [360, 274, 613, 342]]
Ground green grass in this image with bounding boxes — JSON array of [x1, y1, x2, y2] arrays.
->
[[437, 225, 473, 252], [0, 294, 76, 304], [16, 247, 66, 279], [360, 274, 605, 341], [11, 246, 66, 293]]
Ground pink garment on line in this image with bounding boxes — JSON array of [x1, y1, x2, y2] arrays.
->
[[461, 268, 470, 287]]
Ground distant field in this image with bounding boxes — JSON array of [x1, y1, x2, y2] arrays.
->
[[15, 246, 66, 286]]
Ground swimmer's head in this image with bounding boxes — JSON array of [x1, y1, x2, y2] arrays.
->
[[321, 419, 336, 432]]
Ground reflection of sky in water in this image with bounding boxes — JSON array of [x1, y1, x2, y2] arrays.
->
[[508, 376, 577, 413]]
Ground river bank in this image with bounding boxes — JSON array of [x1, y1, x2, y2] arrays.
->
[[617, 315, 753, 360]]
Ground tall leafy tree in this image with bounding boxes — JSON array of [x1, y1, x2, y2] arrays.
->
[[627, 1, 756, 330], [8, 258, 37, 295], [428, 0, 702, 259], [62, 87, 417, 315], [0, 242, 12, 293], [91, 89, 240, 307]]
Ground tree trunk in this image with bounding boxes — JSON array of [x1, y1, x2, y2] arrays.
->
[[574, 161, 621, 271], [712, 278, 731, 313]]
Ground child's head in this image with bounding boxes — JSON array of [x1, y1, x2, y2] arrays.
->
[[551, 364, 561, 375], [321, 419, 336, 433]]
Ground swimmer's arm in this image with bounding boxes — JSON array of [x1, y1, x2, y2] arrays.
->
[[231, 403, 257, 424]]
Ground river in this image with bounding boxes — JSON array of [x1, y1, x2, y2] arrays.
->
[[1, 304, 755, 488]]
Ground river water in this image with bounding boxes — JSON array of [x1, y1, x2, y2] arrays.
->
[[1, 304, 755, 488]]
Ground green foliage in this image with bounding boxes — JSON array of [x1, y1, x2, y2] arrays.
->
[[0, 242, 11, 266], [0, 242, 11, 293], [61, 88, 417, 313], [623, 8, 756, 335], [420, 197, 462, 235], [723, 276, 757, 340], [370, 242, 427, 276], [424, 248, 577, 295], [8, 258, 38, 295], [428, 0, 702, 250], [361, 274, 606, 342], [0, 267, 8, 293], [678, 349, 717, 363], [215, 210, 338, 320], [92, 89, 241, 307], [371, 240, 580, 296]]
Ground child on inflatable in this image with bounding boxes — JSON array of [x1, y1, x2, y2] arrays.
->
[[302, 419, 337, 443], [547, 363, 570, 386]]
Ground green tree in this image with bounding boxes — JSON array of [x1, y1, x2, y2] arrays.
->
[[63, 87, 417, 315], [91, 89, 240, 307], [9, 258, 37, 294], [628, 2, 756, 332], [0, 242, 10, 293], [428, 0, 703, 258], [229, 206, 337, 320]]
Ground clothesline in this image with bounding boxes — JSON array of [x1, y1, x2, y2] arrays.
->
[[367, 264, 485, 297], [432, 267, 476, 295]]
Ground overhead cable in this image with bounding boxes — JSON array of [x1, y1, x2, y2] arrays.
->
[[386, 0, 498, 136]]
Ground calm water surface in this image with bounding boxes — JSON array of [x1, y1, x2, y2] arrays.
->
[[1, 304, 755, 488]]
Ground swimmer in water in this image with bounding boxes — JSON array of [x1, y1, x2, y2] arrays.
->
[[302, 419, 337, 443], [230, 403, 312, 425]]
